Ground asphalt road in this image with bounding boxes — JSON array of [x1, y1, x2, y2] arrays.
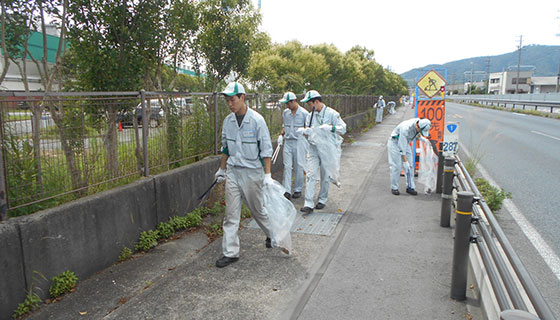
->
[[445, 101, 560, 316]]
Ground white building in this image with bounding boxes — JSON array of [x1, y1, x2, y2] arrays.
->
[[488, 69, 534, 94], [529, 76, 559, 94], [0, 26, 63, 91]]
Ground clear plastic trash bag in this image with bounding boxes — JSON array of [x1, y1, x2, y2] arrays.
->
[[308, 127, 342, 187], [263, 180, 297, 255], [418, 137, 438, 194], [296, 136, 309, 172]]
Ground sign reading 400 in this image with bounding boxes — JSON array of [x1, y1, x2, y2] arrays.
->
[[416, 99, 445, 151]]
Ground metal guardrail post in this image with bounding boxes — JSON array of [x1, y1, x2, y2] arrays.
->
[[214, 92, 219, 155], [0, 140, 7, 221], [0, 105, 6, 221], [436, 142, 444, 194], [451, 191, 474, 301], [500, 310, 540, 320], [141, 90, 149, 177], [440, 157, 455, 227]]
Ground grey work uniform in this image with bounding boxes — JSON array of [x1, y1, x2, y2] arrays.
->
[[376, 98, 386, 123], [221, 108, 273, 258], [282, 106, 310, 194], [387, 118, 420, 191], [303, 105, 346, 209]]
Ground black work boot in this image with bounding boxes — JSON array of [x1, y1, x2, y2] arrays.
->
[[300, 206, 313, 214], [216, 256, 239, 268]]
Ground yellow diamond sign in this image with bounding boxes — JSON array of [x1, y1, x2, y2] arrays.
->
[[417, 70, 446, 98]]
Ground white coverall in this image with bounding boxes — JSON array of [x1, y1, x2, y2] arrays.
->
[[221, 108, 273, 258], [282, 106, 310, 194], [387, 118, 422, 191], [375, 98, 386, 123], [303, 106, 347, 209]]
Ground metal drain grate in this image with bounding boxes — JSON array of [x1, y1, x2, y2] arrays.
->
[[246, 212, 343, 236]]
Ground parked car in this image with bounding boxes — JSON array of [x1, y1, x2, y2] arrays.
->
[[117, 105, 164, 128]]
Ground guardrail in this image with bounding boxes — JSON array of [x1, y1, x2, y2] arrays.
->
[[443, 154, 556, 319], [447, 95, 560, 113]]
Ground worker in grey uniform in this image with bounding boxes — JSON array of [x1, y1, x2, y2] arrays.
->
[[387, 118, 431, 196], [299, 90, 346, 214], [375, 95, 386, 123], [277, 92, 310, 200], [214, 81, 274, 268]]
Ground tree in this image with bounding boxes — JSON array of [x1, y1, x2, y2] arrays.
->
[[247, 41, 409, 96], [67, 0, 168, 178], [192, 0, 263, 92]]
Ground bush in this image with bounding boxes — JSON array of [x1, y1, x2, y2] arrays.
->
[[157, 221, 175, 239], [475, 178, 512, 212], [12, 290, 42, 319], [135, 230, 160, 251], [118, 247, 133, 262], [49, 270, 78, 298], [184, 212, 202, 228], [169, 216, 187, 230]]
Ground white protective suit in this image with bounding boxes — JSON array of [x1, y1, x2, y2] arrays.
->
[[375, 97, 386, 123], [387, 118, 424, 191], [387, 101, 396, 114], [221, 108, 273, 258], [281, 106, 310, 194], [303, 105, 346, 209]]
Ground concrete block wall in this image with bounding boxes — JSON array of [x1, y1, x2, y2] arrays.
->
[[0, 110, 370, 319]]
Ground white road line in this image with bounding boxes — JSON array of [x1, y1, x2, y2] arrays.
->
[[531, 130, 560, 142], [460, 143, 560, 281]]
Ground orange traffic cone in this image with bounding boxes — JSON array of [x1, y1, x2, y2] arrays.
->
[[118, 121, 123, 131]]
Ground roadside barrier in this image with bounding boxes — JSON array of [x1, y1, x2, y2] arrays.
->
[[445, 154, 556, 319]]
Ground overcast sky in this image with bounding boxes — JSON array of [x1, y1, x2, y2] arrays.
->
[[252, 0, 560, 74]]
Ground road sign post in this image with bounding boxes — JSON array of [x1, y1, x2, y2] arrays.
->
[[443, 122, 459, 157]]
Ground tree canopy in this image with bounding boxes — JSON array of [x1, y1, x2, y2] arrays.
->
[[247, 41, 408, 96], [2, 0, 409, 95]]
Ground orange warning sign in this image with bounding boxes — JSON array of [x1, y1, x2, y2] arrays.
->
[[416, 99, 445, 152]]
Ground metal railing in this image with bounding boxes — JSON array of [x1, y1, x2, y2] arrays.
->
[[449, 154, 556, 320], [0, 91, 382, 218], [448, 94, 560, 113]]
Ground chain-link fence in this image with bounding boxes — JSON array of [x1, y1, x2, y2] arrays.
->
[[0, 91, 383, 218]]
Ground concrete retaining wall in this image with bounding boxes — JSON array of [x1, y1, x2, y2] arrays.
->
[[0, 110, 370, 319]]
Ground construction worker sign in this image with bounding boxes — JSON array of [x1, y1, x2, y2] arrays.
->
[[417, 70, 446, 98]]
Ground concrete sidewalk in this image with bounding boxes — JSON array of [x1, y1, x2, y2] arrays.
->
[[27, 105, 474, 320]]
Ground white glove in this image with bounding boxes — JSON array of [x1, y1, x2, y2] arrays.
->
[[215, 168, 226, 183], [263, 173, 274, 187], [319, 124, 332, 131], [277, 135, 283, 146], [402, 161, 411, 172]]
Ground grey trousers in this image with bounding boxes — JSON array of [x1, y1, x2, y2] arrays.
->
[[222, 166, 271, 258]]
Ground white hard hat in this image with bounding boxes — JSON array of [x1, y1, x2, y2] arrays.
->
[[221, 82, 246, 96], [279, 92, 297, 104], [301, 90, 321, 103], [418, 119, 431, 136]]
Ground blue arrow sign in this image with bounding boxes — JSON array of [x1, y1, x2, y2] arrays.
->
[[447, 124, 457, 133]]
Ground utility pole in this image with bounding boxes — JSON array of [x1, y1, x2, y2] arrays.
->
[[486, 58, 491, 93], [469, 61, 474, 94], [516, 35, 522, 94], [556, 10, 560, 92]]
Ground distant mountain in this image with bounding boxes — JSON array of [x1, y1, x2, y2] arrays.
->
[[400, 45, 560, 86]]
